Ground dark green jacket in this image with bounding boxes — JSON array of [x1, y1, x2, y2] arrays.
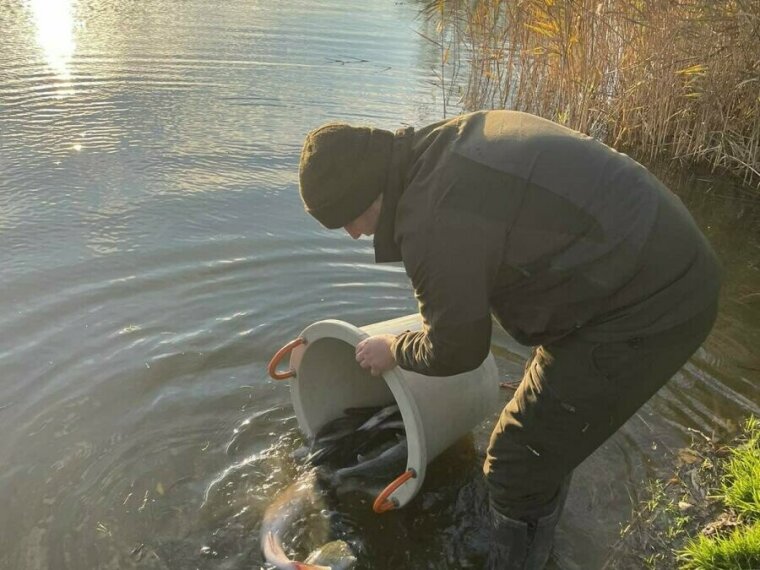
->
[[373, 111, 721, 377]]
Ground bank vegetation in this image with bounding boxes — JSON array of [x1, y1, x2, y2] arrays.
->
[[422, 0, 760, 188], [605, 416, 760, 569]]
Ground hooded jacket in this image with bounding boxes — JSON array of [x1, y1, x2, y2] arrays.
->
[[373, 111, 721, 377]]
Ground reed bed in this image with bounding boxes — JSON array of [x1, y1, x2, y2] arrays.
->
[[422, 0, 760, 188]]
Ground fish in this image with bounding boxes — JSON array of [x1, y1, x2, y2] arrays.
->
[[356, 404, 400, 432], [262, 407, 407, 568], [330, 439, 408, 487], [307, 405, 402, 468], [260, 471, 357, 570], [312, 413, 372, 444], [302, 540, 357, 568], [355, 436, 401, 463], [353, 424, 403, 457], [307, 432, 372, 468], [342, 405, 383, 417], [377, 418, 405, 430], [263, 535, 355, 570]]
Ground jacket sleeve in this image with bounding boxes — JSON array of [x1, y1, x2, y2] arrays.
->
[[390, 206, 499, 377]]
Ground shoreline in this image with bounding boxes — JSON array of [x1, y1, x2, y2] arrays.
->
[[604, 417, 760, 569]]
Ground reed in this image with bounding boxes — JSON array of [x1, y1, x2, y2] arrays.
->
[[422, 0, 760, 188]]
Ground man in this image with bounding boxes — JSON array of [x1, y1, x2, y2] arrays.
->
[[297, 110, 721, 569]]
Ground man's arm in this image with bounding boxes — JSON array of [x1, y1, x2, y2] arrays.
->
[[391, 208, 499, 376]]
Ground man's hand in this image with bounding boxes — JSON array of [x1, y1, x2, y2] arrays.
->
[[355, 334, 397, 377]]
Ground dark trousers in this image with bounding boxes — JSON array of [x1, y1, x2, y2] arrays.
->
[[483, 301, 718, 519]]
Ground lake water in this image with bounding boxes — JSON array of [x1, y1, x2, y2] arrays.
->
[[1, 1, 758, 568]]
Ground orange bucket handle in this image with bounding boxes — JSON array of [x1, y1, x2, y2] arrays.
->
[[373, 468, 416, 513], [268, 338, 306, 380]]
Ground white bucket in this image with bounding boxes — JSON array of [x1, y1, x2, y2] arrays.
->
[[268, 314, 499, 512]]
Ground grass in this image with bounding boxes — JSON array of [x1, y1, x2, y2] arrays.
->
[[604, 416, 760, 569], [421, 0, 760, 188], [679, 521, 760, 570], [720, 415, 760, 519], [678, 417, 760, 569]]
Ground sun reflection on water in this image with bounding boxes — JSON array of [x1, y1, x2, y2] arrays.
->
[[28, 0, 77, 88]]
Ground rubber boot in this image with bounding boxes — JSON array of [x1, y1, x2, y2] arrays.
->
[[485, 476, 571, 570]]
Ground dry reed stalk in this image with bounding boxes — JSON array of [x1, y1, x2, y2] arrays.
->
[[423, 0, 760, 189]]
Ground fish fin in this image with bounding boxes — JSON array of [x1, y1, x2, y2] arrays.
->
[[294, 564, 331, 570], [262, 531, 296, 568]]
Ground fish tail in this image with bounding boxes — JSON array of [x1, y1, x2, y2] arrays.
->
[[262, 531, 296, 568], [262, 531, 331, 570]]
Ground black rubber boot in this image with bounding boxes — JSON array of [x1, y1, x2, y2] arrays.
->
[[485, 476, 571, 570]]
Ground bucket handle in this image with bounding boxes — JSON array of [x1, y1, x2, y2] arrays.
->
[[373, 468, 416, 513], [268, 338, 306, 380]]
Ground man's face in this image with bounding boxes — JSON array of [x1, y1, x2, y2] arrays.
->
[[343, 197, 382, 239]]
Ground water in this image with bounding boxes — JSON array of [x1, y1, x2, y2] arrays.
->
[[0, 1, 758, 568]]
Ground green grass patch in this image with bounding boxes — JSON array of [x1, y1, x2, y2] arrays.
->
[[721, 416, 760, 519], [678, 521, 760, 570], [678, 417, 760, 569], [606, 416, 760, 569]]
